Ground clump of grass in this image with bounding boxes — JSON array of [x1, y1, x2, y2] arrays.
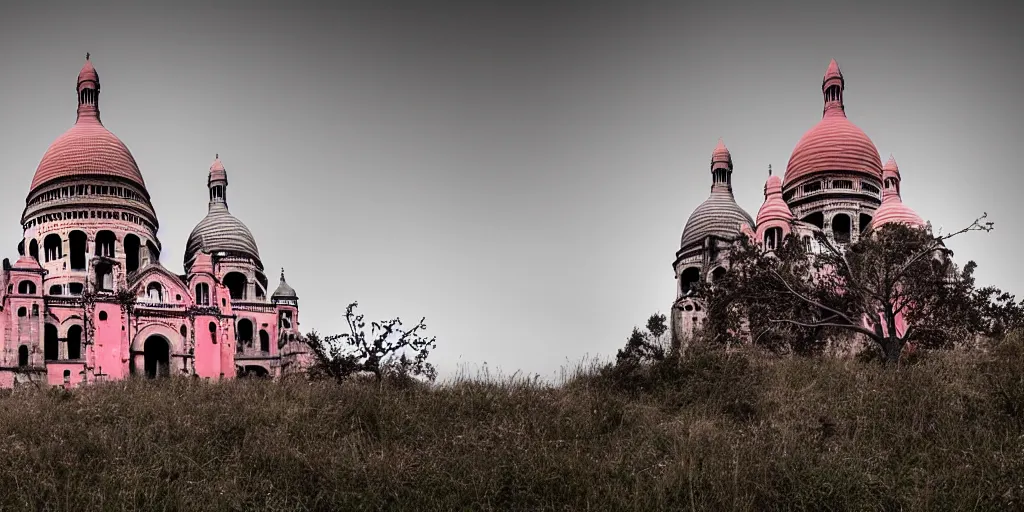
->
[[0, 335, 1022, 510]]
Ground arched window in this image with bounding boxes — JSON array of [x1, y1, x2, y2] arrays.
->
[[832, 214, 852, 244], [69, 283, 84, 295], [710, 267, 727, 283], [237, 319, 254, 346], [180, 325, 188, 338], [764, 227, 783, 251], [49, 285, 63, 295], [124, 234, 141, 273], [18, 346, 28, 367], [801, 212, 824, 230], [29, 239, 39, 262], [259, 330, 270, 352], [279, 311, 293, 330], [98, 310, 108, 321], [17, 307, 26, 317], [18, 239, 24, 256], [146, 241, 160, 265], [680, 267, 701, 296], [146, 282, 163, 302], [32, 304, 39, 317], [195, 282, 210, 306], [859, 214, 873, 234], [802, 236, 812, 252], [95, 230, 116, 258], [95, 262, 113, 291], [69, 231, 87, 270], [44, 234, 63, 262], [209, 321, 218, 343], [68, 325, 82, 360], [224, 272, 247, 301], [18, 281, 36, 295], [44, 324, 59, 360]]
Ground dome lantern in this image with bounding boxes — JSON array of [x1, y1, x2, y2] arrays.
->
[[184, 155, 262, 271], [679, 139, 754, 250]]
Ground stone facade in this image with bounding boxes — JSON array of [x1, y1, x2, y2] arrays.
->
[[671, 60, 926, 346], [0, 56, 312, 388]]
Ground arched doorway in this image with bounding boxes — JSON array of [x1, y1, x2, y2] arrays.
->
[[143, 336, 170, 379], [238, 365, 270, 379]]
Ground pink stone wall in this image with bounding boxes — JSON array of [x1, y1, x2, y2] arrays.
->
[[92, 303, 127, 380], [193, 314, 222, 379]]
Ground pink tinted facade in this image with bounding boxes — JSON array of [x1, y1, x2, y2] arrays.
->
[[0, 56, 312, 388], [672, 59, 930, 347]]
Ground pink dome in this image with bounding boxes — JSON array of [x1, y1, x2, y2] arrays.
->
[[29, 57, 147, 194], [871, 194, 924, 230], [30, 116, 147, 193], [869, 156, 924, 231], [784, 61, 882, 188], [756, 173, 794, 225], [784, 111, 882, 187]]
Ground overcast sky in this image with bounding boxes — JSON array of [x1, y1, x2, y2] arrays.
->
[[0, 0, 1020, 379]]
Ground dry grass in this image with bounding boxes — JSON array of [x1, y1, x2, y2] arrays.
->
[[1, 334, 1023, 511]]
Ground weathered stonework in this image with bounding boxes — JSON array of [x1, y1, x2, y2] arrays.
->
[[0, 56, 313, 388], [671, 60, 926, 347]]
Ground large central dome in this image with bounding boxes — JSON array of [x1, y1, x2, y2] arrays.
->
[[31, 119, 148, 193], [783, 60, 882, 189], [29, 56, 149, 196]]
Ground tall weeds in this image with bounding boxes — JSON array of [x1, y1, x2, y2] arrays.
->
[[0, 336, 1021, 510]]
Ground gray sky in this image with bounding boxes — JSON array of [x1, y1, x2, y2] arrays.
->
[[1, 0, 1020, 379]]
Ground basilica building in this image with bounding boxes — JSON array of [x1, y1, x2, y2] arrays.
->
[[0, 56, 312, 388], [672, 59, 926, 344]]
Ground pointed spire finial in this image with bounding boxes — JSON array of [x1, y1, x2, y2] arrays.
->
[[280, 267, 285, 281], [768, 164, 772, 176], [216, 153, 219, 159], [86, 52, 90, 60]]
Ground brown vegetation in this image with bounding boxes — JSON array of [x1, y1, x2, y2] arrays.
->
[[1, 332, 1023, 510]]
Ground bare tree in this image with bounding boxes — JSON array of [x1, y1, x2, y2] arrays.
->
[[708, 216, 996, 363], [305, 302, 438, 383]]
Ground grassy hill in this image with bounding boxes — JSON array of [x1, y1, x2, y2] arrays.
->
[[1, 334, 1022, 511]]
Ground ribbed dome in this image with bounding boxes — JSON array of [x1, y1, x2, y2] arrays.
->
[[680, 188, 754, 249], [756, 172, 794, 226], [31, 118, 147, 193], [184, 156, 261, 270], [784, 110, 882, 187], [184, 204, 261, 268], [29, 57, 148, 195], [870, 195, 924, 231], [783, 60, 882, 188], [868, 155, 923, 231]]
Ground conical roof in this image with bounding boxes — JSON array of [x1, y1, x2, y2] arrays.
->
[[271, 268, 298, 300], [755, 170, 794, 226], [868, 155, 924, 231]]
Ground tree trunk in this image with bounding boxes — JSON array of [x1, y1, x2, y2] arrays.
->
[[882, 336, 903, 365]]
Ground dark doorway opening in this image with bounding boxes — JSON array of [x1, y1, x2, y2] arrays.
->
[[143, 336, 170, 379]]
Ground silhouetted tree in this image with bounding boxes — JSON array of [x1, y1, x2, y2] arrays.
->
[[708, 216, 996, 363], [616, 313, 670, 365], [305, 302, 437, 383]]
